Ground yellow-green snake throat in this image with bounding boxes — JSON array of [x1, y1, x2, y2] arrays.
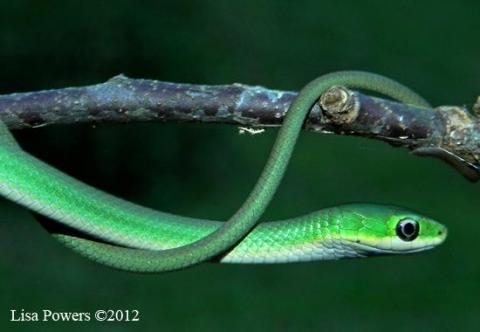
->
[[0, 71, 447, 272]]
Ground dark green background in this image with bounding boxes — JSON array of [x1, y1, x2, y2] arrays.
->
[[0, 1, 479, 331]]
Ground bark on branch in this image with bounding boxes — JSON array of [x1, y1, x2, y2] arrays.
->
[[1, 75, 479, 181]]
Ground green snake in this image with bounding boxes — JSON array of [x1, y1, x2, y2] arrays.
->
[[0, 71, 447, 272]]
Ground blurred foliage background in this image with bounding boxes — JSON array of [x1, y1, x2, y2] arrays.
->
[[0, 1, 479, 331]]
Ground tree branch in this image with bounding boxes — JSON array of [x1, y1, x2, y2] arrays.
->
[[1, 74, 479, 180]]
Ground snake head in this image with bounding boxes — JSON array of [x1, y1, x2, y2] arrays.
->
[[338, 204, 447, 256]]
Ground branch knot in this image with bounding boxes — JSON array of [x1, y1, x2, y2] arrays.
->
[[318, 86, 359, 124]]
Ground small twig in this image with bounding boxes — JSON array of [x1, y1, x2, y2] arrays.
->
[[238, 127, 265, 135], [1, 74, 479, 180]]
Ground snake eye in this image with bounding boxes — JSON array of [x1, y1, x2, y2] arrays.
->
[[396, 219, 419, 241]]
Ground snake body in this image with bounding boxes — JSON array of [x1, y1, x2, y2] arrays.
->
[[0, 71, 447, 272]]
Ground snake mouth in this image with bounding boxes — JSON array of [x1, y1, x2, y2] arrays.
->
[[345, 240, 435, 256]]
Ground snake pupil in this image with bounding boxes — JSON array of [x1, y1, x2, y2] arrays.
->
[[403, 222, 414, 235], [396, 219, 419, 241]]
